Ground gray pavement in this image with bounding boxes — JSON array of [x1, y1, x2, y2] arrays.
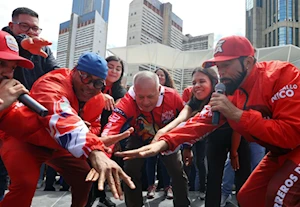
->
[[27, 188, 238, 207]]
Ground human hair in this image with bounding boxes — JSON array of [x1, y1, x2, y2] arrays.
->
[[133, 71, 159, 90], [12, 7, 39, 20], [190, 67, 219, 112], [154, 68, 175, 89], [192, 67, 218, 90], [105, 56, 124, 85]]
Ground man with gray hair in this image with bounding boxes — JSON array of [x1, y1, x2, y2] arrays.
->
[[101, 71, 190, 207]]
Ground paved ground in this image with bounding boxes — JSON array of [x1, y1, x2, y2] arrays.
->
[[28, 188, 238, 207]]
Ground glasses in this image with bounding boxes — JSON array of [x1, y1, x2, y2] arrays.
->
[[12, 22, 42, 34], [77, 70, 105, 89]]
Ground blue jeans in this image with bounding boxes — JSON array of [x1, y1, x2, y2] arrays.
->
[[222, 142, 266, 196], [0, 157, 8, 201], [146, 155, 171, 187]]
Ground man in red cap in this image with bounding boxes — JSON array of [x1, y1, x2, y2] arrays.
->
[[0, 51, 135, 207], [116, 35, 300, 207], [0, 31, 32, 113]]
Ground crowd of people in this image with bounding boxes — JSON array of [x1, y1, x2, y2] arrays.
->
[[0, 6, 299, 207]]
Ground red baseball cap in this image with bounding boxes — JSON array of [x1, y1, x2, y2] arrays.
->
[[0, 31, 34, 69], [202, 35, 255, 68]]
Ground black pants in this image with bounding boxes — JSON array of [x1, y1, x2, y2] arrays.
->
[[0, 157, 8, 199], [205, 124, 251, 207]]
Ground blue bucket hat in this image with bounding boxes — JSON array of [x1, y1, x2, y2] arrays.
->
[[76, 52, 108, 79]]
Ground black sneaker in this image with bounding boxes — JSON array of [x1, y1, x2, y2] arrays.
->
[[98, 197, 116, 207], [43, 186, 55, 191]]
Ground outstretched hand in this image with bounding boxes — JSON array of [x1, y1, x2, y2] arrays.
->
[[87, 150, 135, 200], [115, 140, 169, 160], [21, 37, 52, 58], [100, 127, 134, 147]]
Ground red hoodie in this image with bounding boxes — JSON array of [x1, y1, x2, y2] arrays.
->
[[0, 68, 105, 158], [159, 61, 300, 154]]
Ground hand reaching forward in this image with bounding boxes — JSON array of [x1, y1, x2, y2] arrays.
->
[[103, 94, 115, 111], [0, 79, 28, 111], [115, 140, 169, 160], [21, 37, 52, 58], [87, 150, 135, 200], [100, 127, 134, 147]]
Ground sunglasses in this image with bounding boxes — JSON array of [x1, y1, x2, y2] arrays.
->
[[77, 70, 105, 89]]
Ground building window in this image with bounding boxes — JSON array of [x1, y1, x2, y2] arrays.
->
[[273, 0, 276, 23], [257, 0, 262, 7], [269, 0, 272, 26], [265, 34, 268, 47], [288, 0, 293, 21], [296, 0, 299, 22], [295, 28, 299, 46], [278, 0, 287, 22], [269, 32, 271, 47], [273, 30, 276, 46], [133, 36, 135, 39], [278, 27, 287, 45], [288, 27, 293, 44]]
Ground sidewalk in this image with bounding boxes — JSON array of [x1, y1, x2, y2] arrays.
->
[[30, 188, 238, 207]]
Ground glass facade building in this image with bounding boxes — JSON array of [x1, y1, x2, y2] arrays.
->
[[246, 0, 300, 48], [72, 0, 110, 22]]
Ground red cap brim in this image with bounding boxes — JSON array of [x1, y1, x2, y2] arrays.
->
[[0, 51, 34, 69], [202, 55, 240, 68]]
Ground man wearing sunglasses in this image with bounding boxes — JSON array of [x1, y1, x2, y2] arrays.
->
[[0, 52, 135, 207]]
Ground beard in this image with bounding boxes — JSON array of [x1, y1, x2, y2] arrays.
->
[[220, 71, 246, 95]]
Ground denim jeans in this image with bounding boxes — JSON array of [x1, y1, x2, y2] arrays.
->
[[222, 142, 266, 196], [146, 155, 171, 188], [0, 157, 8, 201]]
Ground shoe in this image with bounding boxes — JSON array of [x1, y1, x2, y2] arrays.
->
[[147, 185, 156, 199], [36, 179, 43, 189], [220, 194, 232, 207], [164, 186, 173, 199], [44, 186, 55, 191], [199, 191, 206, 200], [98, 197, 116, 207]]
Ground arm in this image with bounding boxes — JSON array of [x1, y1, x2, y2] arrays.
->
[[159, 105, 225, 152], [153, 105, 192, 141], [230, 131, 241, 171]]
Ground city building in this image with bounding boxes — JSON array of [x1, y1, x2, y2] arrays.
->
[[181, 33, 214, 89], [126, 0, 184, 91], [56, 0, 110, 68], [246, 0, 300, 48]]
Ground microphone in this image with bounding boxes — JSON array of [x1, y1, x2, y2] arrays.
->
[[18, 94, 48, 117], [212, 83, 226, 125]]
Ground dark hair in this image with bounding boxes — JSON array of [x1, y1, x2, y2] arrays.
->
[[105, 56, 124, 91], [12, 7, 39, 20], [154, 68, 175, 89], [190, 67, 219, 112], [192, 67, 218, 90]]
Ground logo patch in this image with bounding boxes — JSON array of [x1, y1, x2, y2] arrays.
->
[[5, 35, 18, 52], [271, 84, 298, 103], [214, 39, 225, 55]]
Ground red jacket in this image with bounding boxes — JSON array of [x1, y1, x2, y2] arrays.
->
[[0, 68, 105, 158], [160, 61, 300, 154], [182, 86, 193, 104], [102, 86, 184, 143]]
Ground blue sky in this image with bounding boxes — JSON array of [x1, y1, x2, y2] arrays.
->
[[0, 0, 245, 56]]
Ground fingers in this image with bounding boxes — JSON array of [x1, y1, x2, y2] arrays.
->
[[0, 98, 3, 104], [97, 169, 106, 191], [106, 168, 119, 199], [12, 84, 29, 96], [112, 168, 124, 200], [119, 169, 135, 190], [85, 168, 99, 181], [39, 49, 48, 58]]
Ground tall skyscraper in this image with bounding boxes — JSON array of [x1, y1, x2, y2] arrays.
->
[[126, 0, 184, 91], [182, 33, 214, 90], [246, 0, 300, 48], [56, 0, 110, 68]]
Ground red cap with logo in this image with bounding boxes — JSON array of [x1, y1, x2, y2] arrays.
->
[[0, 31, 34, 69], [202, 35, 255, 68]]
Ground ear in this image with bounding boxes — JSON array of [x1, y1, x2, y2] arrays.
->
[[8, 22, 14, 31], [243, 56, 255, 70]]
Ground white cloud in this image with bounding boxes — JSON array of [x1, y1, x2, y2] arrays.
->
[[0, 0, 245, 54]]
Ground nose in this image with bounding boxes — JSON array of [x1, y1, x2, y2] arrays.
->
[[2, 70, 14, 79]]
